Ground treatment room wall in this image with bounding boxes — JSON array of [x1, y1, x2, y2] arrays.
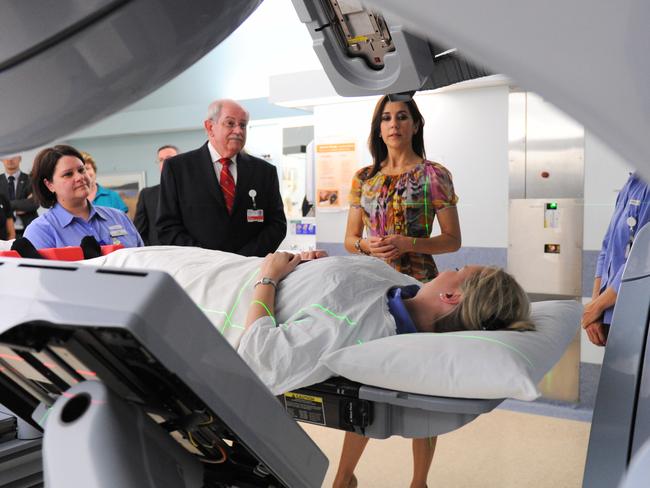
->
[[66, 131, 207, 187], [66, 121, 287, 189]]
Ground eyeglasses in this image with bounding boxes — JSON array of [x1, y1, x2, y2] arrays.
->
[[218, 119, 248, 131]]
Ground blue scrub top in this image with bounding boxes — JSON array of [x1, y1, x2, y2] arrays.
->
[[596, 173, 650, 323], [23, 202, 144, 250], [93, 184, 128, 213]]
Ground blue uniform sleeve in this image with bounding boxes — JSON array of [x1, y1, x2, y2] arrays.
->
[[595, 221, 614, 278], [602, 177, 650, 292], [23, 217, 56, 249], [595, 180, 626, 279]]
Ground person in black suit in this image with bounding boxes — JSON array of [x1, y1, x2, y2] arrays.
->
[[134, 144, 179, 245], [157, 99, 287, 256], [0, 155, 39, 237], [0, 193, 16, 240]]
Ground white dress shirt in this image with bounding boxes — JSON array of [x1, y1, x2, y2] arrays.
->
[[207, 142, 238, 184]]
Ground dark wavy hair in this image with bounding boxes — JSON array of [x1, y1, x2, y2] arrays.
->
[[31, 145, 85, 208], [366, 95, 426, 179]]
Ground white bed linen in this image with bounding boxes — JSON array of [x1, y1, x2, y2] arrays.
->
[[87, 247, 416, 393], [85, 247, 578, 399]]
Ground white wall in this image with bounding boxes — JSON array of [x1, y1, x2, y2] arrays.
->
[[66, 130, 207, 187], [313, 99, 376, 243], [583, 132, 634, 250], [314, 84, 510, 247], [418, 86, 510, 248]]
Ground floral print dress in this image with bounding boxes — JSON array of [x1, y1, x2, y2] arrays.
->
[[349, 160, 458, 282]]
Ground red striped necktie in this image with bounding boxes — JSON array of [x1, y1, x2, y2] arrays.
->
[[219, 158, 236, 213]]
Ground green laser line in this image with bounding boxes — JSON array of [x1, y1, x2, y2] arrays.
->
[[199, 307, 246, 330], [288, 303, 357, 327], [38, 406, 52, 427], [251, 299, 276, 327], [400, 202, 427, 207], [424, 175, 430, 235], [221, 267, 260, 333], [196, 279, 358, 331], [427, 334, 534, 367]]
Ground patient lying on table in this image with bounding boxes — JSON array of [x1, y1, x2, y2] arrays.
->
[[92, 247, 533, 395]]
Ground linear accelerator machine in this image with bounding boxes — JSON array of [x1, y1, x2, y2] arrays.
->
[[0, 1, 649, 487]]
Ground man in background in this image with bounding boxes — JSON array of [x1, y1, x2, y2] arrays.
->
[[0, 155, 38, 237], [134, 145, 178, 245], [157, 99, 286, 256]]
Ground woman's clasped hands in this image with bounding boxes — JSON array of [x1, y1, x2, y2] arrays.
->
[[367, 234, 410, 261]]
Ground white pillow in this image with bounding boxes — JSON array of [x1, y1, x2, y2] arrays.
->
[[319, 300, 581, 401]]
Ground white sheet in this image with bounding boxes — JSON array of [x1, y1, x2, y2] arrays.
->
[[87, 246, 416, 393], [83, 247, 578, 399]]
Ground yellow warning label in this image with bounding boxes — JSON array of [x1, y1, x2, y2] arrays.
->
[[284, 392, 323, 403], [347, 36, 369, 44]]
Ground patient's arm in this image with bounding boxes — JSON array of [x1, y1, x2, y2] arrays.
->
[[245, 252, 301, 329]]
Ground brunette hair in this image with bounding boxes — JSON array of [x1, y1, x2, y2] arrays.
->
[[366, 95, 426, 178], [31, 145, 85, 208]]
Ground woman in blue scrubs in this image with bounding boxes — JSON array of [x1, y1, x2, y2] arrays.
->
[[23, 145, 143, 249], [582, 172, 650, 346]]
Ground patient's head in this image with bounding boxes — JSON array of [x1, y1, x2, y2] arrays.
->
[[413, 266, 534, 333]]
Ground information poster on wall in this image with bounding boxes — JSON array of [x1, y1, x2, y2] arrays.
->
[[315, 142, 357, 210]]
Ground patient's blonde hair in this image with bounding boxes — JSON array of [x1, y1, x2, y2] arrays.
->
[[433, 267, 535, 333]]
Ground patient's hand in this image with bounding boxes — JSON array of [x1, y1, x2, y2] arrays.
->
[[299, 249, 328, 261], [259, 252, 302, 283]]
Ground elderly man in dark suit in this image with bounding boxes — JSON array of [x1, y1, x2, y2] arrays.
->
[[0, 155, 39, 237], [134, 144, 178, 245], [157, 99, 286, 256]]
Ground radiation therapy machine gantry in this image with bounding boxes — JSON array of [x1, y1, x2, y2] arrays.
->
[[1, 1, 650, 487]]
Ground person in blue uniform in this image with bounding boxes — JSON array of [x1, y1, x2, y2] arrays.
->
[[23, 145, 143, 249], [582, 172, 650, 346], [80, 151, 129, 213]]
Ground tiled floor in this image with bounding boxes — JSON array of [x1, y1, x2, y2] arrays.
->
[[303, 363, 600, 487], [303, 409, 590, 487]]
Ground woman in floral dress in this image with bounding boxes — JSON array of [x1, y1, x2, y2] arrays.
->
[[335, 95, 461, 488]]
